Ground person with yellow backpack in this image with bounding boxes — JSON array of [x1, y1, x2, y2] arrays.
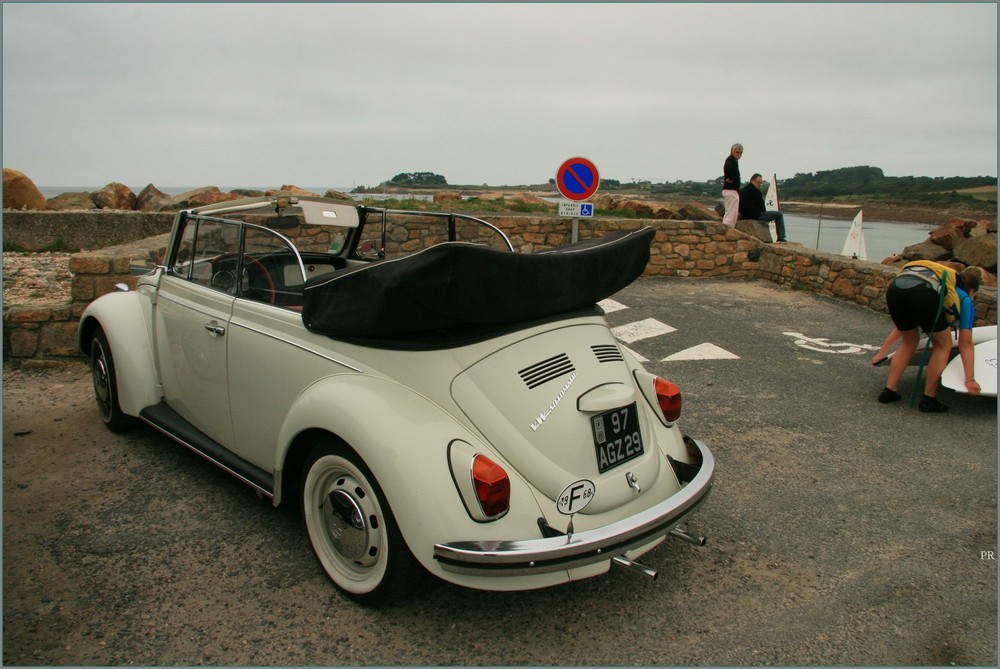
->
[[877, 261, 981, 412]]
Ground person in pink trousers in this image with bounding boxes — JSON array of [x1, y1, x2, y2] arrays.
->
[[722, 143, 742, 227]]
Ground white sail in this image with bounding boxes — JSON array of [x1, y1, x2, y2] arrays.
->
[[763, 174, 779, 210], [763, 174, 780, 241], [841, 210, 867, 260]]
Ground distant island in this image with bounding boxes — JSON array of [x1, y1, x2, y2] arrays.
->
[[369, 166, 995, 198]]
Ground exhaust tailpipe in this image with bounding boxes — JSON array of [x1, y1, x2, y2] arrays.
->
[[612, 556, 658, 580], [669, 526, 706, 545]]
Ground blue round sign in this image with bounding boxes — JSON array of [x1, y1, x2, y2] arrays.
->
[[556, 157, 600, 201]]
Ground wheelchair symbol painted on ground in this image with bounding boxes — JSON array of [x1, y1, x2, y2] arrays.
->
[[783, 332, 880, 355]]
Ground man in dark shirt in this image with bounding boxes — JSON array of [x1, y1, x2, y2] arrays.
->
[[739, 173, 787, 242]]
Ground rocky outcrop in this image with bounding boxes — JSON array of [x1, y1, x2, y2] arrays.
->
[[895, 240, 951, 262], [927, 218, 973, 251], [93, 182, 137, 210], [591, 195, 722, 222], [735, 219, 772, 242], [135, 184, 172, 212], [46, 192, 97, 211], [166, 186, 241, 209], [266, 185, 321, 197], [881, 217, 997, 285], [953, 234, 997, 270], [677, 203, 721, 220], [323, 189, 354, 201], [3, 171, 356, 213], [3, 169, 47, 211]]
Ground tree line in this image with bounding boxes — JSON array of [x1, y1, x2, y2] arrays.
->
[[776, 166, 994, 197], [356, 167, 994, 199]]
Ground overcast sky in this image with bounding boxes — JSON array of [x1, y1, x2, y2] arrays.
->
[[3, 2, 997, 190]]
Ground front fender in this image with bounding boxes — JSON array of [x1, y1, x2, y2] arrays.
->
[[277, 374, 545, 572], [78, 291, 160, 417]]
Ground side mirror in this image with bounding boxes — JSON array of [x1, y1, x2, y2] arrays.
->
[[129, 258, 159, 276]]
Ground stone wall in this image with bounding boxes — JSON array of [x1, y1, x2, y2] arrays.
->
[[2, 210, 174, 252], [3, 215, 996, 366]]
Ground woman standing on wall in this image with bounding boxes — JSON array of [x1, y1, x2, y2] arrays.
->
[[722, 143, 743, 228]]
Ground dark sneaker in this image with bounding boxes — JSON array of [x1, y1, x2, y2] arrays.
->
[[918, 395, 949, 413], [877, 388, 901, 404]]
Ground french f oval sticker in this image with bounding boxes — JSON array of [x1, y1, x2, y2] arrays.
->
[[557, 480, 595, 515]]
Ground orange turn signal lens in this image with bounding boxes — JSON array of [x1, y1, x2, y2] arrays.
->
[[472, 454, 510, 518], [654, 378, 682, 422]]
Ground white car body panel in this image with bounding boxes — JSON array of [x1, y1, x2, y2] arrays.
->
[[154, 276, 237, 447], [79, 290, 161, 416]]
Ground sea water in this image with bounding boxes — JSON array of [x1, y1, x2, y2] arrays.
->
[[781, 213, 935, 262]]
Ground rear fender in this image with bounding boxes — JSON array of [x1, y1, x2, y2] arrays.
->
[[77, 291, 160, 417], [276, 374, 544, 568]]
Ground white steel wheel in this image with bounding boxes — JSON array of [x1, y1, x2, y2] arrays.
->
[[89, 327, 133, 433], [301, 443, 419, 605]]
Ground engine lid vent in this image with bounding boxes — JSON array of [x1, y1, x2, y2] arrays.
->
[[518, 353, 575, 389], [592, 344, 624, 363]]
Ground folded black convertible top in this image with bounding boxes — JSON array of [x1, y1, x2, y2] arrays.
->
[[301, 226, 654, 343]]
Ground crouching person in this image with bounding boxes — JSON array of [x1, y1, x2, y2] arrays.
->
[[878, 261, 981, 412]]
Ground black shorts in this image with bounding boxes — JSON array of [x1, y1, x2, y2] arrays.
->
[[886, 279, 950, 334]]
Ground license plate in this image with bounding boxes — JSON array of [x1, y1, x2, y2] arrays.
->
[[592, 403, 643, 473]]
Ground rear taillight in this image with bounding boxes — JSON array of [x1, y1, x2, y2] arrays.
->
[[654, 378, 682, 422], [472, 454, 510, 518]]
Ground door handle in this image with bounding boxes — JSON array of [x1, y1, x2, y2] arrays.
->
[[204, 323, 226, 337]]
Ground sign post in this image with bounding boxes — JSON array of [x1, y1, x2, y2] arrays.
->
[[556, 157, 600, 242]]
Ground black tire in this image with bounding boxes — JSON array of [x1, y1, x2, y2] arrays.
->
[[89, 327, 135, 433], [301, 439, 423, 605]]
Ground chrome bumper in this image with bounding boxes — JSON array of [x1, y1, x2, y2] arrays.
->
[[433, 437, 714, 576]]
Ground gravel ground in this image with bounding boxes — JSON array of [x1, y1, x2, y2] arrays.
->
[[2, 278, 996, 666]]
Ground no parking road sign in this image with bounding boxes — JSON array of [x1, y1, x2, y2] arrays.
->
[[556, 157, 600, 201]]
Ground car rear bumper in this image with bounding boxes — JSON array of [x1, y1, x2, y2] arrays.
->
[[433, 436, 714, 576]]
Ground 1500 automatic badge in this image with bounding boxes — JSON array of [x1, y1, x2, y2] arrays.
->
[[529, 372, 577, 432]]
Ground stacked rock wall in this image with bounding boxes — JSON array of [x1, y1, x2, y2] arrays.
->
[[3, 214, 996, 366]]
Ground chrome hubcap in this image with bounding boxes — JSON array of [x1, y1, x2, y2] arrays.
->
[[92, 346, 111, 417], [319, 475, 380, 569], [323, 489, 367, 561]]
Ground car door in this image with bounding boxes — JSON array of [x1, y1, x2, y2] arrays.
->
[[154, 216, 239, 448]]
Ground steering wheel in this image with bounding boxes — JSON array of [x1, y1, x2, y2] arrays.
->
[[211, 253, 276, 304]]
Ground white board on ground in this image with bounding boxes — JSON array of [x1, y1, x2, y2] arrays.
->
[[879, 325, 998, 366], [940, 339, 997, 397]]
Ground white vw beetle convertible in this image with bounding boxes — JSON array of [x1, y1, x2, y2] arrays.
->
[[78, 195, 714, 604]]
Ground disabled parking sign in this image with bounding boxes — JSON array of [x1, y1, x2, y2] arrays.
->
[[556, 157, 600, 201], [558, 201, 593, 217]]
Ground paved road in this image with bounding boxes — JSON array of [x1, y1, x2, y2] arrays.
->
[[3, 278, 997, 666]]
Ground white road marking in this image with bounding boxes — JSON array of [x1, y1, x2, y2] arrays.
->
[[782, 332, 880, 354], [606, 302, 735, 361], [662, 343, 740, 362], [598, 298, 628, 314], [611, 318, 677, 344]]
